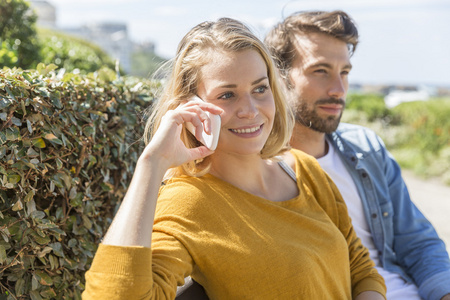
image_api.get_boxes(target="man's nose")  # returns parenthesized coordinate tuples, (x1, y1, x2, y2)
(328, 75, 346, 99)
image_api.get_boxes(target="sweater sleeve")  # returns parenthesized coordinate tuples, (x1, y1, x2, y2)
(83, 244, 154, 300)
(83, 241, 193, 300)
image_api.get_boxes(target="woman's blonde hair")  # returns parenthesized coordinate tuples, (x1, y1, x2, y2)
(144, 18, 293, 178)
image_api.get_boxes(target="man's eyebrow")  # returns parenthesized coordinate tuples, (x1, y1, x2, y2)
(307, 62, 353, 70)
(252, 77, 268, 85)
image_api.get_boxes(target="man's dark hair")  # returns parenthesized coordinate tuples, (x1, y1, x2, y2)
(265, 10, 359, 80)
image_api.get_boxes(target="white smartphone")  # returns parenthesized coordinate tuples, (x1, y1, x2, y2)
(185, 96, 221, 150)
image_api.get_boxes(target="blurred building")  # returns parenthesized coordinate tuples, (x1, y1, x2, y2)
(65, 22, 133, 73)
(29, 0, 56, 28)
(29, 1, 133, 73)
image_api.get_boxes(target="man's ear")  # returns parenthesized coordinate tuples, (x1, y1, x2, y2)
(282, 68, 294, 90)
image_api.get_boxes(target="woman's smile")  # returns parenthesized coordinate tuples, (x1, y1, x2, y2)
(229, 124, 264, 136)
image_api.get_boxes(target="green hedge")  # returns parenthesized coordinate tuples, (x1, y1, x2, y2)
(392, 98, 450, 154)
(343, 93, 450, 184)
(346, 93, 395, 122)
(0, 65, 156, 299)
(390, 98, 450, 181)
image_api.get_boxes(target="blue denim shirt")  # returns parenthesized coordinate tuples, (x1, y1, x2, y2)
(328, 123, 450, 300)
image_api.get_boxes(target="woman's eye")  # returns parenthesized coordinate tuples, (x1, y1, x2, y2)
(219, 92, 234, 100)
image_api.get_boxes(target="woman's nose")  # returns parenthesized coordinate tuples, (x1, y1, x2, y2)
(236, 94, 258, 119)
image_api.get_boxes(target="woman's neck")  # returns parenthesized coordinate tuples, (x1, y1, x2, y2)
(208, 151, 298, 202)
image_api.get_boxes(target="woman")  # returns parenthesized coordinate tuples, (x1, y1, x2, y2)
(82, 18, 386, 299)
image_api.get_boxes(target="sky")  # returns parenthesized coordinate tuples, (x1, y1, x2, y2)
(45, 0, 450, 87)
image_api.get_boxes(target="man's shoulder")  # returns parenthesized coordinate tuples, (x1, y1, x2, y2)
(331, 123, 386, 152)
(335, 122, 377, 136)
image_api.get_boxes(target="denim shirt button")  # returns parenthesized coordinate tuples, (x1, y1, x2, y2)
(371, 213, 377, 218)
(383, 211, 389, 217)
(362, 173, 368, 178)
(351, 157, 356, 162)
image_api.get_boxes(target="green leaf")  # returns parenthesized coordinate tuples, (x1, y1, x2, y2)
(30, 290, 43, 300)
(68, 238, 78, 248)
(31, 210, 46, 220)
(31, 230, 51, 245)
(35, 270, 53, 286)
(32, 138, 46, 148)
(40, 287, 57, 298)
(7, 174, 21, 184)
(27, 119, 33, 133)
(5, 86, 17, 101)
(82, 215, 92, 230)
(56, 157, 63, 169)
(51, 94, 62, 109)
(11, 116, 22, 126)
(0, 244, 6, 263)
(24, 190, 35, 203)
(49, 254, 58, 270)
(27, 147, 40, 157)
(12, 200, 23, 211)
(44, 133, 63, 145)
(6, 127, 20, 141)
(15, 278, 25, 296)
(0, 131, 6, 145)
(37, 246, 53, 258)
(69, 193, 83, 208)
(1, 228, 10, 242)
(32, 273, 40, 290)
(49, 242, 65, 258)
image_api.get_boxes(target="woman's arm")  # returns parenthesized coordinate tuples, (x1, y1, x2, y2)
(102, 102, 222, 247)
(83, 102, 222, 299)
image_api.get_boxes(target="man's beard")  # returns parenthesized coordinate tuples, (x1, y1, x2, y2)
(292, 98, 345, 134)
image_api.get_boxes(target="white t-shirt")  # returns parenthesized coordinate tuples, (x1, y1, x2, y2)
(317, 140, 420, 299)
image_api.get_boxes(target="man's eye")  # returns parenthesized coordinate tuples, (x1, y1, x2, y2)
(315, 69, 327, 74)
(254, 85, 269, 94)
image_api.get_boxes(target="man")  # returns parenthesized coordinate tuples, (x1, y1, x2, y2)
(265, 10, 450, 300)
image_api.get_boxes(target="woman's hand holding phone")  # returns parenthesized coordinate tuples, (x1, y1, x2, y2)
(185, 96, 221, 150)
(141, 97, 222, 171)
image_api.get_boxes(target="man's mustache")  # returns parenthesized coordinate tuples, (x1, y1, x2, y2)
(315, 98, 346, 106)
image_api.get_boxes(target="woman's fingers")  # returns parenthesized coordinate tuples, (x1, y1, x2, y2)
(177, 101, 223, 135)
(188, 145, 214, 161)
(144, 100, 222, 168)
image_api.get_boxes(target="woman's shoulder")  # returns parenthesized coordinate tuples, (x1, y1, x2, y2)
(160, 175, 212, 199)
(158, 175, 228, 210)
(287, 148, 323, 172)
(286, 148, 335, 187)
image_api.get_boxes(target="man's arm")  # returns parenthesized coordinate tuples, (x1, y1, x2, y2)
(379, 135, 450, 299)
(355, 291, 385, 300)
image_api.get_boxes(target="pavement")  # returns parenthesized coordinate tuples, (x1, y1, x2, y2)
(402, 170, 450, 249)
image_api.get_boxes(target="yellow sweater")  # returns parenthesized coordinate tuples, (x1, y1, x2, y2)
(83, 149, 386, 299)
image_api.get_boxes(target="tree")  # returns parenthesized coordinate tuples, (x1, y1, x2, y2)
(38, 28, 117, 74)
(130, 50, 167, 78)
(0, 0, 41, 69)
